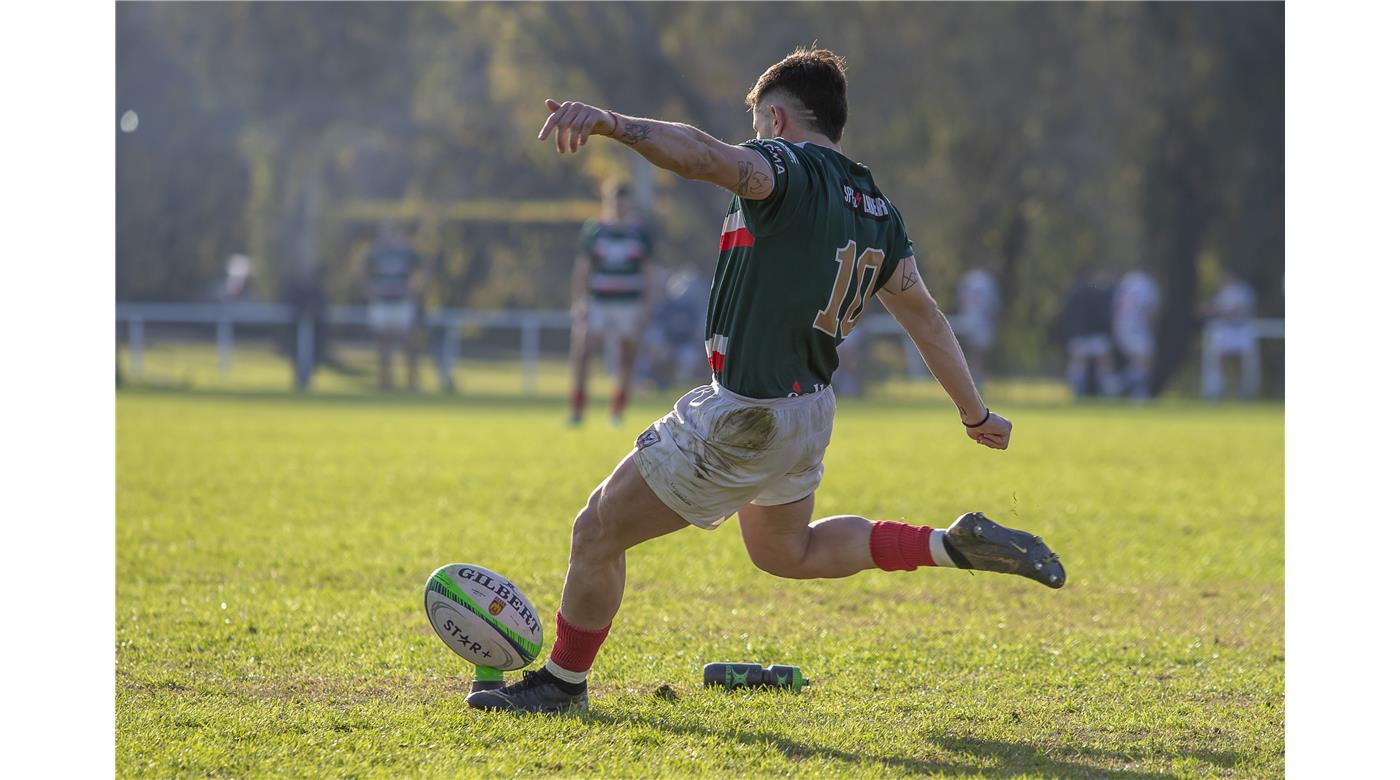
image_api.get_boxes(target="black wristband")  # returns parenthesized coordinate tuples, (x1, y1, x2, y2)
(962, 408, 991, 428)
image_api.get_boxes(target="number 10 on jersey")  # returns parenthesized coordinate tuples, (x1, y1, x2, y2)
(813, 240, 885, 339)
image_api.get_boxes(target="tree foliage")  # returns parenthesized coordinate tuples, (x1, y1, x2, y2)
(117, 1, 1282, 389)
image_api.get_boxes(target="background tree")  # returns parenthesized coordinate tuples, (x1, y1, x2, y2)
(116, 1, 1283, 394)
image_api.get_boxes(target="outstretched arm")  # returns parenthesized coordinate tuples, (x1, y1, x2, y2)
(876, 255, 1012, 450)
(537, 99, 775, 200)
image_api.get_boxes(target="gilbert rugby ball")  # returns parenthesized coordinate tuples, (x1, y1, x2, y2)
(424, 563, 543, 671)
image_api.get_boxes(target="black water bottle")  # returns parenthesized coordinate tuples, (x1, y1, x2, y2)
(703, 662, 808, 692)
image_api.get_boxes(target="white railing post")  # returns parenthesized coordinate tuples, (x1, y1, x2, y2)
(295, 312, 314, 390)
(216, 315, 233, 375)
(441, 314, 460, 391)
(129, 316, 144, 379)
(522, 314, 541, 395)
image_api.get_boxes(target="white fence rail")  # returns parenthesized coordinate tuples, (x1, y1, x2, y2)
(116, 302, 572, 393)
(116, 302, 1282, 393)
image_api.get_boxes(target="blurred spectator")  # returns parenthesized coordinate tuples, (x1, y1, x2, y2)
(363, 223, 423, 392)
(1201, 271, 1260, 400)
(569, 180, 655, 426)
(1059, 268, 1120, 399)
(833, 324, 870, 398)
(1113, 265, 1161, 400)
(643, 266, 708, 391)
(956, 266, 1001, 386)
(284, 264, 326, 391)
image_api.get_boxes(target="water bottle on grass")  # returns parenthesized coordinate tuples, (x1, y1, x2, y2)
(703, 662, 808, 692)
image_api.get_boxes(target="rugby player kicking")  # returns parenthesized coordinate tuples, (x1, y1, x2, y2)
(470, 47, 1065, 714)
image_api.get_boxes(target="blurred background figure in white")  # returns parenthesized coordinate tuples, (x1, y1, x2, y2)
(363, 222, 424, 392)
(1059, 267, 1120, 399)
(956, 266, 1000, 386)
(1201, 270, 1259, 400)
(1113, 265, 1161, 400)
(222, 254, 254, 303)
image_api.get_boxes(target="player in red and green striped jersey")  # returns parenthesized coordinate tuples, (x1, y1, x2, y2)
(568, 180, 656, 427)
(469, 47, 1065, 715)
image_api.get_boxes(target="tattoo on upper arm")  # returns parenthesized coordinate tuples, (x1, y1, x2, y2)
(619, 122, 651, 145)
(734, 160, 770, 197)
(900, 262, 919, 292)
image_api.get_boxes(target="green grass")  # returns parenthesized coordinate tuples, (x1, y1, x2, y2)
(117, 384, 1283, 778)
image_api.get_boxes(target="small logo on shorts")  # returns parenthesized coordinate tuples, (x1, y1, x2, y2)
(636, 428, 661, 450)
(488, 598, 505, 616)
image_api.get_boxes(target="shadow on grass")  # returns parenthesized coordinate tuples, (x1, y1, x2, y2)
(574, 709, 1240, 778)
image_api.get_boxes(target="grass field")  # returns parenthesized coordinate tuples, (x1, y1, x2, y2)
(117, 384, 1283, 778)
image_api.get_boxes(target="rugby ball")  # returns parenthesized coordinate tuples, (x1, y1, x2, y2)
(424, 563, 543, 671)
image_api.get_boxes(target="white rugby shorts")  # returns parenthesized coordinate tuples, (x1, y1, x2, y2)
(586, 300, 643, 337)
(1205, 323, 1258, 355)
(1067, 334, 1113, 360)
(1113, 325, 1155, 360)
(633, 380, 836, 529)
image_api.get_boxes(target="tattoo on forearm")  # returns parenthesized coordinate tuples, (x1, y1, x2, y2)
(618, 122, 651, 145)
(900, 265, 918, 291)
(734, 161, 770, 197)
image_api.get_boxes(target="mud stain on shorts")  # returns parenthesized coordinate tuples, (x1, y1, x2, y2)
(717, 407, 778, 451)
(695, 406, 777, 481)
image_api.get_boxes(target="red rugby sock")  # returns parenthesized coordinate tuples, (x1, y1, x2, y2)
(869, 521, 936, 571)
(549, 611, 611, 676)
(570, 387, 586, 416)
(610, 388, 628, 416)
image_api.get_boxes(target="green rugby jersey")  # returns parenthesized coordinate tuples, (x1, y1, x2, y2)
(706, 138, 914, 398)
(579, 220, 652, 301)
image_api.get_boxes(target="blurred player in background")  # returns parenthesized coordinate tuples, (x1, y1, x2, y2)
(469, 47, 1064, 715)
(1059, 267, 1120, 399)
(364, 223, 423, 392)
(957, 266, 1001, 386)
(569, 181, 656, 426)
(1201, 270, 1260, 400)
(1112, 265, 1161, 400)
(642, 265, 709, 391)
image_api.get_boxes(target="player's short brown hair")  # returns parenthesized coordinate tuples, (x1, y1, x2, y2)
(745, 47, 849, 142)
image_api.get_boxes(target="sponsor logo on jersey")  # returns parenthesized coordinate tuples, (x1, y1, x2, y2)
(752, 140, 789, 175)
(841, 181, 891, 221)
